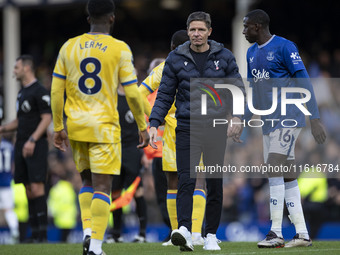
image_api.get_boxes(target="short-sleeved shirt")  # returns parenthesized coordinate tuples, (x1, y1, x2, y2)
(52, 33, 137, 143)
(16, 81, 51, 141)
(246, 35, 307, 134)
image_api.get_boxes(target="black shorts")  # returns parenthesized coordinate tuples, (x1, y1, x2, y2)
(112, 145, 143, 191)
(14, 138, 48, 184)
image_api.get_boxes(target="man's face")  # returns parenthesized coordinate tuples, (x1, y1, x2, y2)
(242, 17, 258, 43)
(13, 60, 25, 82)
(187, 21, 212, 47)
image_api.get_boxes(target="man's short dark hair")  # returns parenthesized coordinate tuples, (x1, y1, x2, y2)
(171, 30, 189, 48)
(245, 9, 270, 28)
(87, 0, 115, 18)
(186, 11, 211, 29)
(16, 55, 35, 72)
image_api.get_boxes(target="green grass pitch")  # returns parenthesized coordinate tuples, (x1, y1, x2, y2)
(2, 241, 340, 255)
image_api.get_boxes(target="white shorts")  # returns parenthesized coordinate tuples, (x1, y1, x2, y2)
(0, 187, 15, 209)
(263, 128, 302, 163)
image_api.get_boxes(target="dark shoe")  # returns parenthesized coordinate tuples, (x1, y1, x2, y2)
(83, 235, 91, 255)
(257, 231, 284, 248)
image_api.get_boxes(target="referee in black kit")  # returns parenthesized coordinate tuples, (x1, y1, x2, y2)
(0, 55, 52, 243)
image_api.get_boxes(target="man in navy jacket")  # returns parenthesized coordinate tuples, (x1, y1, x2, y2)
(149, 11, 245, 251)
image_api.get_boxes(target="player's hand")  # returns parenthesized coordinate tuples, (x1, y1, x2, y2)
(137, 129, 150, 149)
(310, 118, 326, 144)
(22, 140, 36, 158)
(53, 129, 69, 152)
(149, 127, 158, 149)
(227, 117, 244, 143)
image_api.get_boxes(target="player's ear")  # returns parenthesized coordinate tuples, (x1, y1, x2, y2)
(208, 27, 212, 36)
(109, 14, 115, 24)
(87, 16, 91, 24)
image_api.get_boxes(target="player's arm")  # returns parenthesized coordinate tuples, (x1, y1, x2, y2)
(123, 83, 149, 148)
(123, 83, 147, 132)
(293, 69, 319, 119)
(138, 84, 153, 117)
(282, 41, 325, 143)
(149, 58, 177, 148)
(139, 62, 164, 117)
(51, 48, 67, 133)
(22, 113, 52, 158)
(30, 113, 52, 142)
(119, 43, 150, 148)
(51, 75, 69, 151)
(119, 43, 147, 132)
(224, 52, 246, 142)
(51, 76, 65, 132)
(293, 69, 326, 144)
(31, 87, 52, 142)
(23, 88, 52, 157)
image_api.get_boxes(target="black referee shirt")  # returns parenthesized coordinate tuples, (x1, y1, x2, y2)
(16, 81, 51, 141)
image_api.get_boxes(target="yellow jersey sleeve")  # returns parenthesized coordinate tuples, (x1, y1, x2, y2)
(140, 61, 177, 129)
(119, 44, 138, 86)
(51, 43, 69, 132)
(139, 85, 152, 117)
(51, 75, 66, 132)
(139, 62, 165, 117)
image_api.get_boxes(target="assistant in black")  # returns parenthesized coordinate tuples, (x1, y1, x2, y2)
(0, 55, 52, 243)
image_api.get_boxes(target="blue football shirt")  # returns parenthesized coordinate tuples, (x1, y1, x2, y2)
(245, 35, 316, 134)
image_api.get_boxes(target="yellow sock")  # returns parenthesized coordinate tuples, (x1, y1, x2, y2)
(91, 192, 111, 240)
(79, 186, 93, 232)
(192, 189, 206, 234)
(166, 189, 178, 230)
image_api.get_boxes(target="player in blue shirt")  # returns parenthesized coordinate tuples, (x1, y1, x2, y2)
(0, 131, 19, 244)
(242, 9, 326, 248)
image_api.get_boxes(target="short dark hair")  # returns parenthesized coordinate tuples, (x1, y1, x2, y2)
(171, 30, 189, 49)
(87, 0, 115, 18)
(245, 9, 270, 28)
(186, 11, 211, 29)
(16, 55, 35, 72)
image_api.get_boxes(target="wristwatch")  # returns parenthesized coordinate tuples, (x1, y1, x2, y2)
(28, 136, 36, 143)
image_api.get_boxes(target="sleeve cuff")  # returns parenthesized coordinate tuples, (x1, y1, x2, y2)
(150, 119, 161, 128)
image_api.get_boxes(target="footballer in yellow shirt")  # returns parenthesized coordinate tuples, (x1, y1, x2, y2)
(52, 32, 147, 176)
(52, 33, 142, 143)
(140, 61, 177, 172)
(50, 2, 148, 253)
